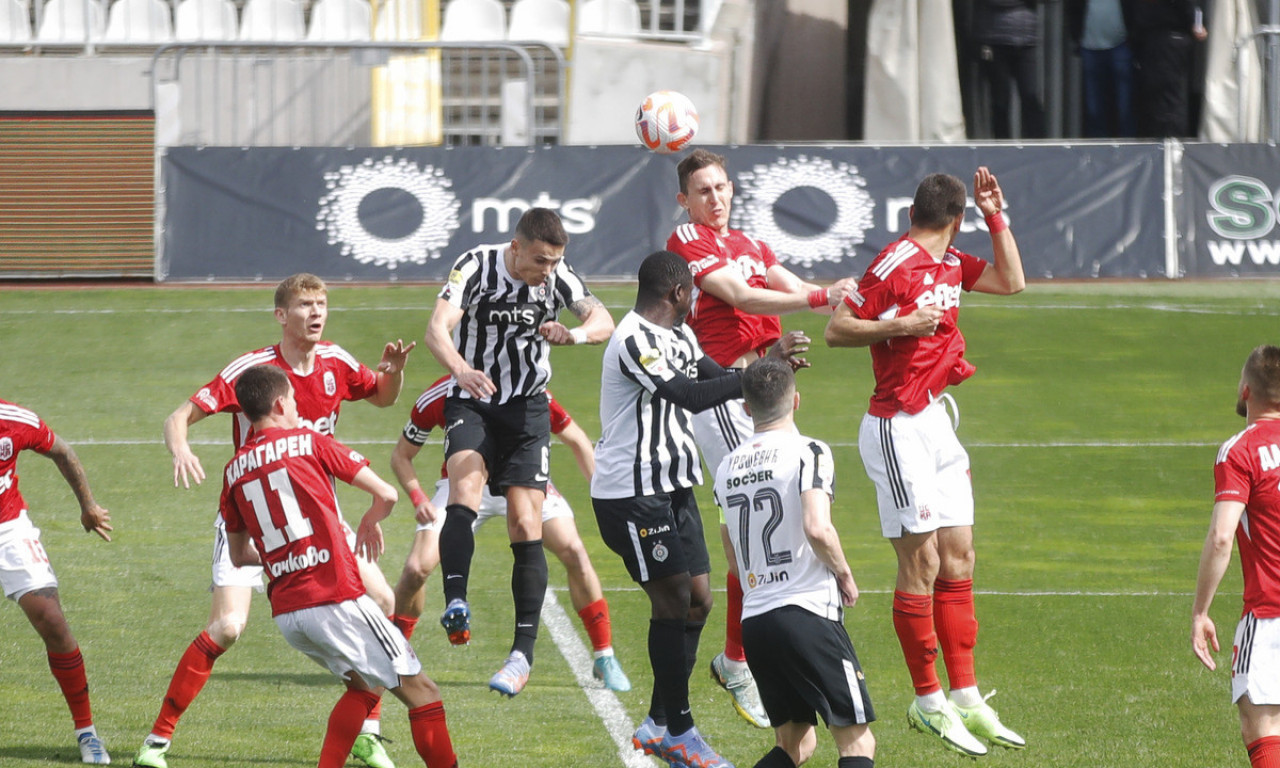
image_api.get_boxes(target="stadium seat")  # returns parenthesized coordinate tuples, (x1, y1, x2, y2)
(507, 0, 568, 47)
(173, 0, 235, 39)
(35, 0, 106, 42)
(102, 0, 172, 42)
(306, 0, 369, 41)
(438, 0, 503, 41)
(371, 0, 418, 39)
(238, 0, 303, 40)
(577, 0, 639, 35)
(0, 0, 32, 41)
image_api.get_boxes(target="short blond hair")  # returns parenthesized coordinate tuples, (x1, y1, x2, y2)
(274, 273, 327, 309)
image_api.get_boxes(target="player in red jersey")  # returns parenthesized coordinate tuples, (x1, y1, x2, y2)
(383, 375, 631, 692)
(666, 148, 856, 729)
(220, 365, 456, 768)
(1193, 345, 1280, 768)
(825, 168, 1026, 757)
(0, 398, 112, 764)
(134, 274, 413, 768)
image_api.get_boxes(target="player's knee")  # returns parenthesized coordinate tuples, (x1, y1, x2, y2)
(796, 728, 819, 764)
(551, 538, 589, 572)
(207, 612, 248, 648)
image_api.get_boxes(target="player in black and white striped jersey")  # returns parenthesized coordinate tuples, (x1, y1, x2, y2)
(590, 250, 808, 768)
(423, 208, 614, 698)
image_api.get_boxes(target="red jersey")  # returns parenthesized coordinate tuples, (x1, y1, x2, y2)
(0, 400, 56, 524)
(847, 237, 988, 417)
(402, 375, 572, 478)
(190, 342, 379, 447)
(220, 427, 369, 616)
(668, 222, 783, 366)
(1214, 419, 1280, 618)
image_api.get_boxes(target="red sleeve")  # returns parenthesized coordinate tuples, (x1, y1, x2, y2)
(846, 267, 900, 321)
(191, 373, 239, 415)
(1215, 442, 1253, 504)
(25, 420, 56, 454)
(313, 433, 370, 484)
(220, 477, 245, 533)
(344, 361, 380, 402)
(547, 393, 571, 434)
(758, 239, 780, 270)
(667, 226, 730, 287)
(958, 250, 989, 291)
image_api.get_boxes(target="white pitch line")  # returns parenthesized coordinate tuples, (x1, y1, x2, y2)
(540, 588, 656, 768)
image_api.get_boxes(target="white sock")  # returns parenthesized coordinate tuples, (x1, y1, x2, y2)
(949, 686, 983, 708)
(75, 726, 98, 738)
(593, 648, 615, 660)
(916, 690, 948, 713)
(360, 719, 380, 736)
(144, 734, 170, 747)
(721, 655, 749, 675)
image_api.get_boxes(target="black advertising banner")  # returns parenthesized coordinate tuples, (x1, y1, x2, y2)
(1180, 144, 1280, 277)
(160, 143, 1166, 282)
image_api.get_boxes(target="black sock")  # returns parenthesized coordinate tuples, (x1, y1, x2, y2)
(510, 539, 547, 662)
(682, 619, 706, 680)
(438, 504, 477, 604)
(838, 757, 873, 768)
(647, 678, 666, 725)
(753, 746, 796, 768)
(649, 618, 692, 736)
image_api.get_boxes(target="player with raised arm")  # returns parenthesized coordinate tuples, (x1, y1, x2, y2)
(384, 374, 630, 691)
(824, 168, 1026, 757)
(134, 274, 413, 768)
(592, 250, 809, 768)
(1193, 345, 1280, 768)
(423, 207, 614, 697)
(714, 358, 876, 768)
(0, 397, 113, 764)
(220, 365, 457, 768)
(667, 148, 857, 729)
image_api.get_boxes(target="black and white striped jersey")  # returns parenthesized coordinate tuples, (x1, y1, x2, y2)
(591, 311, 707, 499)
(438, 243, 592, 404)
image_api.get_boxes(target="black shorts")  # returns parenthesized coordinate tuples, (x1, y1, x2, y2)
(592, 488, 711, 583)
(742, 605, 876, 728)
(444, 394, 550, 495)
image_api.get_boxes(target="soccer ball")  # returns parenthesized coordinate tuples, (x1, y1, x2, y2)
(634, 91, 699, 154)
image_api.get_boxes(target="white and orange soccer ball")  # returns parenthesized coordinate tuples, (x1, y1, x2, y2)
(634, 90, 699, 154)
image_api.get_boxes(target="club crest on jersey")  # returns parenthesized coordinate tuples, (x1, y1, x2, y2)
(196, 387, 217, 411)
(651, 542, 669, 562)
(639, 347, 669, 377)
(0, 437, 11, 461)
(324, 371, 337, 396)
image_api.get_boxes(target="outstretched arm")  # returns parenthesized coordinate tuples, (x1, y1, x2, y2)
(366, 339, 416, 408)
(390, 435, 439, 526)
(701, 268, 847, 316)
(1192, 499, 1244, 670)
(969, 166, 1025, 296)
(41, 435, 112, 542)
(555, 419, 596, 483)
(824, 300, 945, 348)
(349, 465, 398, 562)
(164, 400, 210, 489)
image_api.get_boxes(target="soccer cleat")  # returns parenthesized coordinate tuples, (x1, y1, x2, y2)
(131, 739, 168, 768)
(709, 652, 769, 728)
(351, 732, 397, 768)
(659, 726, 735, 768)
(907, 700, 987, 757)
(488, 651, 531, 698)
(953, 691, 1026, 750)
(632, 716, 667, 757)
(78, 732, 111, 765)
(439, 598, 471, 646)
(593, 654, 632, 692)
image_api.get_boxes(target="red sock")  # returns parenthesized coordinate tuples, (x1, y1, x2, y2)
(319, 689, 380, 768)
(151, 632, 226, 739)
(724, 571, 746, 662)
(892, 591, 941, 696)
(367, 697, 383, 728)
(577, 598, 612, 652)
(392, 614, 419, 640)
(1249, 736, 1280, 768)
(47, 647, 93, 729)
(409, 701, 457, 768)
(934, 578, 978, 690)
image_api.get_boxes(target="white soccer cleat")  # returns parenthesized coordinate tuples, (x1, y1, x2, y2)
(78, 731, 111, 764)
(907, 700, 987, 758)
(953, 691, 1026, 750)
(709, 652, 769, 728)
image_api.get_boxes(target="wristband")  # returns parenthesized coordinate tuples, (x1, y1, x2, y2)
(807, 288, 829, 309)
(985, 210, 1008, 234)
(569, 327, 588, 345)
(409, 488, 428, 507)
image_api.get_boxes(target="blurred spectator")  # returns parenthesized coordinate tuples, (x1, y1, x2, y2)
(1068, 0, 1137, 137)
(973, 0, 1046, 138)
(1130, 0, 1208, 137)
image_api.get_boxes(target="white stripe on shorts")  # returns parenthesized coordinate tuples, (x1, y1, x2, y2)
(627, 520, 649, 582)
(842, 658, 869, 724)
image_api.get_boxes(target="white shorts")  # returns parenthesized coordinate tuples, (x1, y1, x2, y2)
(275, 594, 422, 690)
(0, 511, 58, 600)
(691, 397, 753, 484)
(858, 397, 974, 538)
(213, 514, 358, 590)
(1232, 612, 1280, 705)
(416, 478, 573, 533)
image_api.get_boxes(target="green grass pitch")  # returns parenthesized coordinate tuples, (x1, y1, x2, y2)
(0, 280, 1271, 767)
